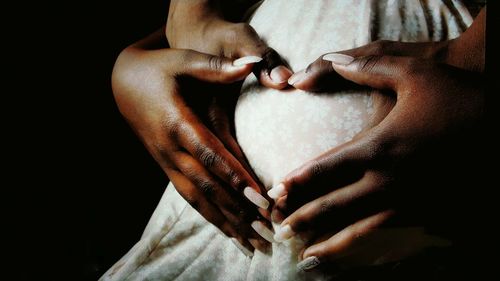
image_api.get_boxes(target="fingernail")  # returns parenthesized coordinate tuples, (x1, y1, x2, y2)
(322, 53, 355, 65)
(244, 187, 270, 209)
(270, 66, 293, 83)
(297, 256, 320, 271)
(288, 70, 306, 86)
(233, 56, 263, 66)
(273, 224, 295, 242)
(251, 221, 276, 243)
(230, 238, 254, 257)
(267, 183, 286, 199)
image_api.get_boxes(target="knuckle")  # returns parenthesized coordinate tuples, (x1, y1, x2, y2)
(195, 146, 219, 168)
(198, 180, 217, 196)
(160, 117, 182, 139)
(319, 198, 336, 215)
(356, 55, 381, 74)
(207, 109, 228, 133)
(308, 161, 325, 178)
(233, 23, 255, 35)
(227, 169, 245, 190)
(208, 55, 224, 72)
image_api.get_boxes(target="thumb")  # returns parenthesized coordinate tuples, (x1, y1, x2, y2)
(173, 49, 262, 84)
(288, 54, 345, 92)
(323, 53, 410, 91)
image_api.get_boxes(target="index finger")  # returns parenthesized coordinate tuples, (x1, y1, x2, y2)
(267, 140, 366, 202)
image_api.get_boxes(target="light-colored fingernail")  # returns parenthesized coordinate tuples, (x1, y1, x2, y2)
(233, 56, 263, 66)
(270, 66, 293, 83)
(297, 256, 321, 271)
(288, 70, 306, 86)
(273, 224, 295, 242)
(230, 238, 254, 257)
(244, 187, 270, 209)
(251, 221, 276, 243)
(322, 53, 355, 65)
(267, 183, 286, 199)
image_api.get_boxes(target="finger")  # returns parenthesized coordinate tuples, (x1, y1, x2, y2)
(173, 152, 254, 219)
(297, 210, 395, 272)
(172, 153, 272, 246)
(323, 54, 411, 91)
(274, 173, 391, 242)
(287, 55, 347, 92)
(169, 49, 261, 84)
(289, 40, 436, 92)
(178, 119, 270, 210)
(215, 131, 273, 220)
(268, 139, 367, 205)
(299, 211, 450, 271)
(206, 98, 272, 220)
(228, 24, 293, 89)
(337, 40, 441, 59)
(166, 169, 255, 253)
(254, 49, 293, 89)
(271, 196, 287, 224)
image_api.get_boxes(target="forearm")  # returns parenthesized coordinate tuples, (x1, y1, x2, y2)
(446, 7, 485, 72)
(168, 0, 259, 20)
(130, 28, 168, 51)
(167, 0, 258, 45)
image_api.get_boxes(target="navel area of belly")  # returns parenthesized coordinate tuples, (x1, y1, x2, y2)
(235, 78, 373, 188)
(234, 0, 375, 187)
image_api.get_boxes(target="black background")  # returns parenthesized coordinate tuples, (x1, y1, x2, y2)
(8, 1, 499, 280)
(10, 1, 171, 280)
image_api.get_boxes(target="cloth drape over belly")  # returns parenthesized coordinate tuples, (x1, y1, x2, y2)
(101, 1, 473, 280)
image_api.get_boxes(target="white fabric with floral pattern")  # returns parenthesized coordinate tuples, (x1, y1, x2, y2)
(101, 1, 473, 280)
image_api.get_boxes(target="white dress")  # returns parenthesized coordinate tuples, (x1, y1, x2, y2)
(101, 1, 473, 280)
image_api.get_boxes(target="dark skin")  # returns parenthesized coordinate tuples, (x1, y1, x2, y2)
(167, 0, 293, 88)
(165, 0, 294, 250)
(112, 29, 277, 252)
(113, 0, 295, 252)
(113, 0, 485, 267)
(271, 8, 486, 270)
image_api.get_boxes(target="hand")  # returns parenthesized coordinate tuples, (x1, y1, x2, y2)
(269, 53, 484, 269)
(285, 6, 485, 93)
(167, 0, 293, 89)
(112, 30, 274, 253)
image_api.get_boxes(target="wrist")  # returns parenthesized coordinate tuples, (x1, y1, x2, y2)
(441, 8, 486, 72)
(444, 36, 484, 73)
(166, 0, 223, 48)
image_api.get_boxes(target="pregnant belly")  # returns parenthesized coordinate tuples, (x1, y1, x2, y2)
(235, 0, 471, 188)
